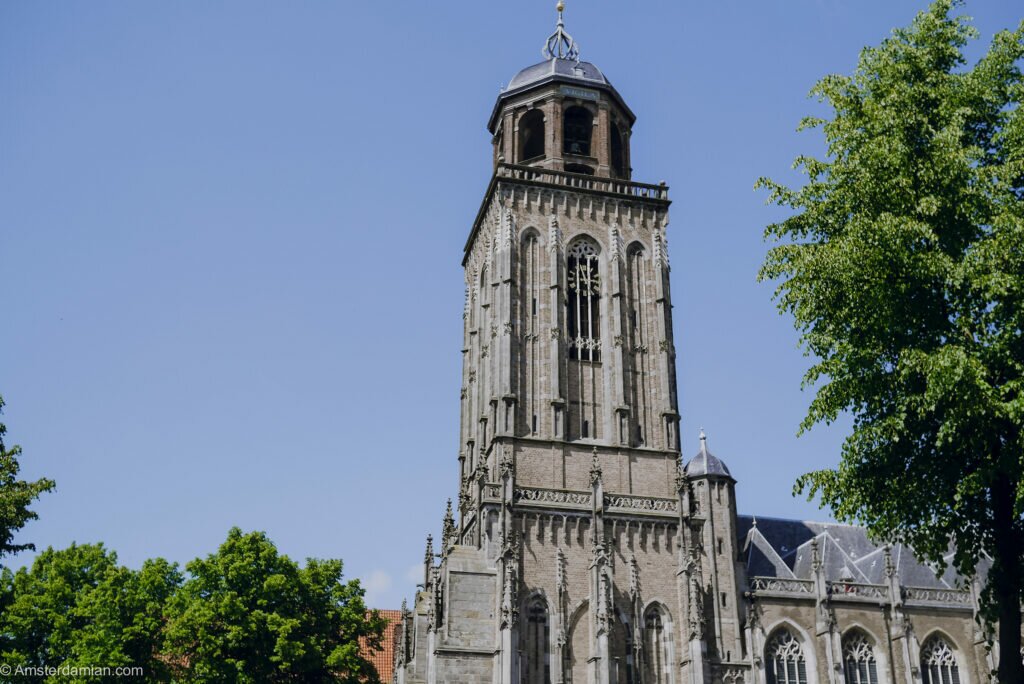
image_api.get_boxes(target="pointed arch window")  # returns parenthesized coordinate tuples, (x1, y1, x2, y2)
(524, 597, 551, 684)
(766, 629, 808, 684)
(643, 606, 671, 684)
(843, 632, 879, 684)
(566, 238, 601, 362)
(921, 636, 962, 684)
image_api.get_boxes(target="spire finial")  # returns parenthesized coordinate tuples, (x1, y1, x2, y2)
(543, 1, 580, 62)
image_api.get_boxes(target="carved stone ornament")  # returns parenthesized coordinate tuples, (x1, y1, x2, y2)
(688, 572, 705, 640)
(675, 460, 688, 493)
(747, 599, 763, 630)
(499, 532, 521, 629)
(557, 546, 567, 593)
(442, 499, 456, 552)
(589, 447, 603, 486)
(424, 534, 434, 567)
(629, 553, 641, 601)
(550, 327, 562, 340)
(596, 572, 613, 633)
(499, 447, 515, 479)
(591, 538, 611, 569)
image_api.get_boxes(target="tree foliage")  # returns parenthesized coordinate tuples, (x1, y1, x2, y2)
(163, 527, 385, 684)
(0, 529, 384, 683)
(0, 544, 180, 682)
(759, 0, 1024, 678)
(0, 396, 55, 559)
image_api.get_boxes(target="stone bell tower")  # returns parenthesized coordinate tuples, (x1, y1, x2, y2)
(394, 6, 743, 684)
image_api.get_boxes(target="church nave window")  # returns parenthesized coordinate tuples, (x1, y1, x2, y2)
(523, 597, 551, 684)
(843, 632, 879, 684)
(920, 636, 962, 684)
(765, 629, 808, 684)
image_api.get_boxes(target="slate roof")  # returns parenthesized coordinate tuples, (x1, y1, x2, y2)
(684, 433, 732, 478)
(507, 58, 610, 92)
(737, 515, 988, 589)
(360, 609, 402, 683)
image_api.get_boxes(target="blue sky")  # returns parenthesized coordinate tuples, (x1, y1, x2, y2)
(2, 1, 1020, 610)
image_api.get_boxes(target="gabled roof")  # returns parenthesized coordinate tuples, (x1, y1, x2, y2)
(360, 609, 402, 683)
(736, 515, 988, 589)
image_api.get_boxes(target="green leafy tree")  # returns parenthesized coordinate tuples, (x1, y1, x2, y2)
(759, 1, 1024, 679)
(0, 396, 55, 560)
(0, 544, 180, 683)
(163, 527, 385, 683)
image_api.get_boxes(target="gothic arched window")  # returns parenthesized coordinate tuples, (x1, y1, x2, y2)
(524, 597, 551, 684)
(643, 606, 671, 684)
(843, 632, 879, 684)
(921, 636, 962, 684)
(563, 106, 593, 157)
(520, 231, 541, 435)
(765, 629, 808, 684)
(566, 238, 601, 362)
(520, 110, 546, 162)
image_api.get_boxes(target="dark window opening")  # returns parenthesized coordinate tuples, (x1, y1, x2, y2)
(582, 420, 589, 438)
(563, 106, 593, 156)
(532, 414, 538, 434)
(519, 110, 546, 162)
(524, 599, 552, 684)
(611, 125, 625, 176)
(532, 297, 537, 316)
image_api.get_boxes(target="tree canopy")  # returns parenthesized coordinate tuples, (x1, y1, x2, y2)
(759, 0, 1024, 678)
(0, 543, 180, 683)
(0, 396, 55, 560)
(0, 530, 384, 683)
(162, 527, 385, 684)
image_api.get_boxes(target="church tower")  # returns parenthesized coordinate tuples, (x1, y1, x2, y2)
(395, 6, 744, 684)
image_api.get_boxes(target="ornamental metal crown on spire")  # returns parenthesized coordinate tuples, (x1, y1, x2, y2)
(542, 1, 580, 63)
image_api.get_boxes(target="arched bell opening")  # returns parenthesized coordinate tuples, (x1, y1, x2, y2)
(563, 105, 593, 157)
(519, 109, 546, 163)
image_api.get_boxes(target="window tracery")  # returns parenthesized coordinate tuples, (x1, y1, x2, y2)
(566, 238, 601, 362)
(921, 636, 961, 684)
(765, 629, 808, 684)
(842, 632, 879, 684)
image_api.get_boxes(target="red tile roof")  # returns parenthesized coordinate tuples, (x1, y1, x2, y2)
(361, 609, 402, 683)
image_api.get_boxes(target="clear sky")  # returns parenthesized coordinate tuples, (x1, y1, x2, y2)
(2, 1, 1020, 610)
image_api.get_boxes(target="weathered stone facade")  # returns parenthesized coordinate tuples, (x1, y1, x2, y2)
(394, 8, 994, 684)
